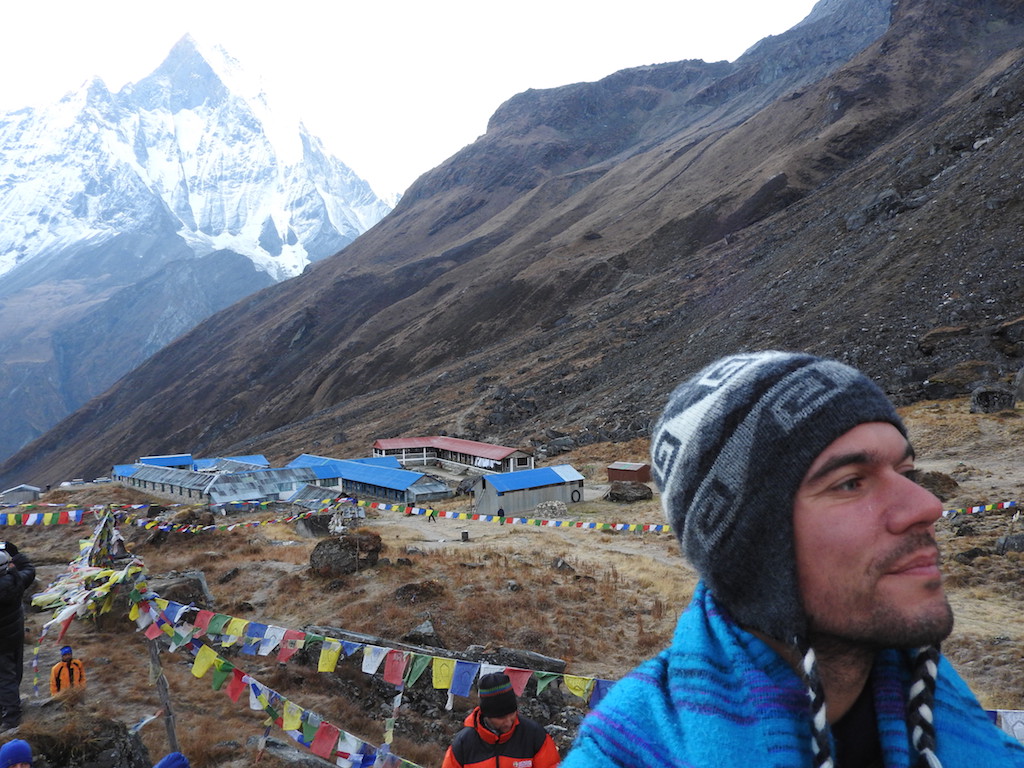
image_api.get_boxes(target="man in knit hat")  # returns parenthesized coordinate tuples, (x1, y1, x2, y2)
(0, 738, 32, 768)
(442, 671, 560, 768)
(563, 351, 1024, 767)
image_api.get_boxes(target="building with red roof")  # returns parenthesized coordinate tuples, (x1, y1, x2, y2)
(371, 436, 534, 474)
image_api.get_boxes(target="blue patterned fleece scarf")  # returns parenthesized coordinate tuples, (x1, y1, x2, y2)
(562, 583, 1024, 767)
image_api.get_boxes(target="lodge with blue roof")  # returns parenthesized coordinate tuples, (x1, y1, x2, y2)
(111, 451, 452, 507)
(470, 465, 585, 516)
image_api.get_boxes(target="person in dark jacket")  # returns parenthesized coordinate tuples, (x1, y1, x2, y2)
(0, 541, 36, 730)
(442, 672, 559, 768)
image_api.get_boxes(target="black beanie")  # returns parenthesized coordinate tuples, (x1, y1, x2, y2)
(650, 351, 905, 642)
(478, 672, 517, 718)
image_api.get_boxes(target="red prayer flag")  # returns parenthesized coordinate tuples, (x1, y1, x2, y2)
(193, 610, 214, 637)
(505, 667, 532, 697)
(382, 649, 408, 686)
(226, 669, 247, 702)
(277, 629, 305, 663)
(310, 721, 341, 758)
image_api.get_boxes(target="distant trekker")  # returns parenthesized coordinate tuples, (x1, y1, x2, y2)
(49, 645, 86, 697)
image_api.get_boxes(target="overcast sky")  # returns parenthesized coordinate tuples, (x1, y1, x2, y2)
(2, 0, 820, 198)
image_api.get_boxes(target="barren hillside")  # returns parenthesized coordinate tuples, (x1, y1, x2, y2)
(6, 398, 1024, 766)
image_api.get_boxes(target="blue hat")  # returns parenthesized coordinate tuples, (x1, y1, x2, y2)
(0, 739, 33, 768)
(60, 646, 72, 655)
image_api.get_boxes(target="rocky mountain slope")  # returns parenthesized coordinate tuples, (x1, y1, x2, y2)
(5, 0, 1024, 488)
(0, 36, 391, 463)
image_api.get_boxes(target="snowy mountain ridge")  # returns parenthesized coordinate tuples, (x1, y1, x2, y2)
(0, 34, 393, 465)
(0, 34, 391, 283)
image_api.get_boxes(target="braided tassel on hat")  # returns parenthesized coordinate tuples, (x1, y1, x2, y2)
(908, 646, 943, 768)
(797, 639, 835, 768)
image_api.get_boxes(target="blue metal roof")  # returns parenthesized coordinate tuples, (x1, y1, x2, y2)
(113, 464, 139, 477)
(482, 465, 584, 493)
(334, 460, 429, 492)
(139, 454, 193, 468)
(347, 456, 403, 468)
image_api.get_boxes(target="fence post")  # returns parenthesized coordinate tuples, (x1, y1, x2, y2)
(148, 639, 179, 753)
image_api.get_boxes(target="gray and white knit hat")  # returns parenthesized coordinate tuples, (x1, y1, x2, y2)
(653, 351, 944, 768)
(650, 350, 905, 642)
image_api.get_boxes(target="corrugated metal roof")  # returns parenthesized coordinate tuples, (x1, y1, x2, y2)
(308, 464, 345, 480)
(130, 465, 214, 491)
(208, 467, 317, 503)
(348, 456, 403, 468)
(113, 464, 138, 477)
(286, 454, 334, 468)
(373, 436, 521, 461)
(480, 465, 584, 493)
(334, 460, 430, 491)
(286, 484, 342, 507)
(194, 455, 269, 471)
(203, 458, 268, 473)
(139, 454, 193, 467)
(607, 462, 650, 470)
(2, 484, 41, 494)
(287, 453, 402, 469)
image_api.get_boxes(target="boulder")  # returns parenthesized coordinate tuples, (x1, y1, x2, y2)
(308, 531, 383, 577)
(536, 500, 569, 517)
(607, 481, 654, 503)
(970, 385, 1015, 413)
(921, 360, 1002, 399)
(294, 514, 332, 538)
(403, 620, 447, 648)
(996, 534, 1024, 555)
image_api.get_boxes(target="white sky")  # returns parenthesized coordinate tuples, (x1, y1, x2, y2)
(1, 0, 820, 198)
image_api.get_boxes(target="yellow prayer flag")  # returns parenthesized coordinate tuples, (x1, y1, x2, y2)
(563, 674, 595, 700)
(192, 644, 218, 678)
(128, 603, 140, 621)
(318, 638, 342, 672)
(432, 656, 456, 689)
(283, 700, 303, 730)
(222, 617, 249, 646)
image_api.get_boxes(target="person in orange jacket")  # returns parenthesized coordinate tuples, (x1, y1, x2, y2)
(442, 672, 559, 768)
(49, 646, 86, 697)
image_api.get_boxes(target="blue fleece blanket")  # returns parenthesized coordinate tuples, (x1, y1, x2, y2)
(563, 583, 1024, 767)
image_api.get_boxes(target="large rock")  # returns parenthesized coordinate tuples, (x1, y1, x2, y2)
(921, 360, 1003, 399)
(971, 385, 1015, 413)
(309, 531, 383, 577)
(996, 534, 1024, 555)
(607, 481, 654, 503)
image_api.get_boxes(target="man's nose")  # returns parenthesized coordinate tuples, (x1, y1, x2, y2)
(886, 471, 944, 533)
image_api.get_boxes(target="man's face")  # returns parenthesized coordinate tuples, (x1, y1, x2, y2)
(793, 422, 953, 648)
(483, 711, 517, 734)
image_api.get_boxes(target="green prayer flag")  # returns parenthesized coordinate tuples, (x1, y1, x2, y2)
(533, 671, 560, 694)
(403, 653, 432, 687)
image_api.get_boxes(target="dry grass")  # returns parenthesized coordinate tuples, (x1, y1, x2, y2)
(11, 411, 1024, 764)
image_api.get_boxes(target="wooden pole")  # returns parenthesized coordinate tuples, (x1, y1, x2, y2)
(148, 639, 179, 753)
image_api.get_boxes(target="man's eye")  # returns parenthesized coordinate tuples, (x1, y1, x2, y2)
(834, 477, 861, 492)
(903, 468, 922, 484)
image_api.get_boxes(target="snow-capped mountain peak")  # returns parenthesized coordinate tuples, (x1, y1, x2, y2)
(0, 34, 392, 283)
